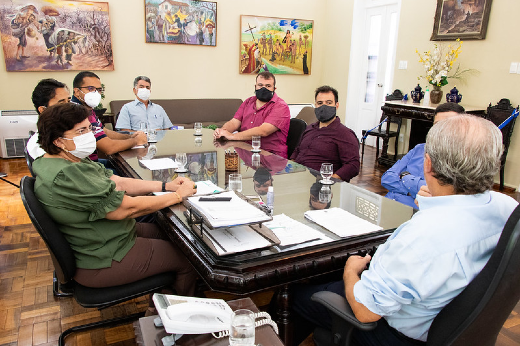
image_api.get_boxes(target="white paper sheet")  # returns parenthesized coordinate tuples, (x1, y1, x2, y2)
(264, 214, 325, 246)
(139, 158, 180, 170)
(193, 180, 225, 196)
(304, 207, 383, 238)
(204, 225, 272, 255)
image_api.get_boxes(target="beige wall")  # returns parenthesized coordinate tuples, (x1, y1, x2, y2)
(393, 0, 520, 189)
(1, 0, 518, 188)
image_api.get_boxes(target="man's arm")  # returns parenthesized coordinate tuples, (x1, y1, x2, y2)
(217, 122, 279, 141)
(381, 148, 418, 195)
(96, 132, 147, 155)
(343, 255, 382, 323)
(334, 133, 360, 181)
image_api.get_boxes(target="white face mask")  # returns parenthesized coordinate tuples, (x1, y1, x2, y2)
(137, 88, 151, 101)
(62, 132, 96, 159)
(82, 91, 102, 109)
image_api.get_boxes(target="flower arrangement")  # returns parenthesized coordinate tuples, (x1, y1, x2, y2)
(416, 39, 470, 89)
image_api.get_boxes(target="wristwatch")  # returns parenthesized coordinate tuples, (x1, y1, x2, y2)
(399, 171, 411, 179)
(162, 181, 167, 192)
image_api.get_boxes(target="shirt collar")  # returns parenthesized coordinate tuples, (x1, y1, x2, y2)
(417, 191, 492, 210)
(311, 116, 340, 129)
(134, 98, 153, 106)
(254, 92, 279, 107)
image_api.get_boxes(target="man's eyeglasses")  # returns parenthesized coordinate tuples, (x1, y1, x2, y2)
(78, 86, 105, 93)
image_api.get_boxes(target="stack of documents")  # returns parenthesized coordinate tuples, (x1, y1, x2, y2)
(204, 225, 273, 255)
(187, 191, 272, 228)
(264, 214, 331, 246)
(304, 207, 383, 238)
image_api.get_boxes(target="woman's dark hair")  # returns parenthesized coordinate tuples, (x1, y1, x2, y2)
(37, 103, 91, 155)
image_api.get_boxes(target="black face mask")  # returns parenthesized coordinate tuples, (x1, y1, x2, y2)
(315, 105, 337, 123)
(255, 87, 274, 102)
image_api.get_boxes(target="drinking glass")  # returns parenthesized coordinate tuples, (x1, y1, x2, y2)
(229, 309, 255, 346)
(319, 185, 332, 203)
(251, 136, 261, 152)
(175, 153, 187, 172)
(320, 163, 334, 184)
(194, 122, 203, 136)
(139, 122, 148, 134)
(251, 153, 261, 169)
(147, 128, 157, 143)
(194, 136, 203, 146)
(229, 173, 242, 193)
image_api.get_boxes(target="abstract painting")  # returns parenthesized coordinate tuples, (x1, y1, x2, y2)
(431, 0, 493, 40)
(240, 15, 313, 75)
(0, 0, 114, 71)
(145, 0, 216, 46)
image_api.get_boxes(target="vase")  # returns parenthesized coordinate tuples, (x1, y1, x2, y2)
(430, 86, 443, 104)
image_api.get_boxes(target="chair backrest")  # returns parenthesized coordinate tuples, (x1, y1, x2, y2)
(20, 176, 77, 285)
(287, 118, 307, 158)
(486, 99, 518, 155)
(377, 114, 402, 134)
(295, 106, 316, 126)
(427, 204, 520, 346)
(24, 147, 36, 177)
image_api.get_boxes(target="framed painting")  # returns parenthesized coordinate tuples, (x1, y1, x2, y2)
(431, 0, 493, 41)
(240, 15, 313, 75)
(0, 0, 113, 71)
(145, 0, 217, 46)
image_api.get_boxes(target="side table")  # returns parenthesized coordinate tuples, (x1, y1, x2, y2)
(135, 297, 284, 346)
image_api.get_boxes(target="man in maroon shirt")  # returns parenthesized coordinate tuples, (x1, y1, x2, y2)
(291, 85, 360, 181)
(213, 72, 290, 158)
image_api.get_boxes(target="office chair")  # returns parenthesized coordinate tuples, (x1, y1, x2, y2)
(286, 118, 307, 158)
(24, 147, 36, 177)
(360, 114, 402, 163)
(20, 176, 177, 346)
(295, 106, 316, 126)
(311, 203, 520, 346)
(486, 99, 518, 190)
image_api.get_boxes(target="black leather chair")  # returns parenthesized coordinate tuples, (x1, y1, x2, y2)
(24, 147, 36, 177)
(311, 203, 520, 346)
(295, 106, 316, 126)
(20, 176, 177, 346)
(287, 118, 307, 158)
(360, 114, 402, 163)
(486, 99, 518, 190)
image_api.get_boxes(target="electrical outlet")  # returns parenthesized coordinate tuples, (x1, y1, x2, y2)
(398, 61, 408, 70)
(510, 62, 518, 74)
(399, 133, 404, 142)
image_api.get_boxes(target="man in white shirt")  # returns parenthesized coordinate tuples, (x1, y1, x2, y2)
(115, 76, 173, 131)
(27, 78, 72, 159)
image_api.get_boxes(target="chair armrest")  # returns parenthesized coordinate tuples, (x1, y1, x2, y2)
(311, 291, 377, 331)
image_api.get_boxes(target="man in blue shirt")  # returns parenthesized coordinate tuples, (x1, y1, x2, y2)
(292, 115, 518, 345)
(115, 76, 173, 131)
(381, 103, 465, 208)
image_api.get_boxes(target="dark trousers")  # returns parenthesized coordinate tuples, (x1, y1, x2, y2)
(291, 280, 426, 346)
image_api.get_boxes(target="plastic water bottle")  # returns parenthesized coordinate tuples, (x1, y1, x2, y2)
(423, 86, 430, 106)
(266, 186, 274, 215)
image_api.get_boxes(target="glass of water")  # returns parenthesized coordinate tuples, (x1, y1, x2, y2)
(194, 122, 202, 136)
(251, 136, 261, 152)
(139, 122, 148, 134)
(320, 163, 334, 184)
(229, 309, 255, 346)
(319, 185, 332, 203)
(229, 173, 242, 193)
(147, 128, 157, 143)
(175, 153, 187, 172)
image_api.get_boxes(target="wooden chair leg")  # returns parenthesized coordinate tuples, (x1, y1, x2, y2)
(500, 165, 505, 190)
(361, 138, 366, 163)
(375, 137, 380, 159)
(394, 135, 399, 160)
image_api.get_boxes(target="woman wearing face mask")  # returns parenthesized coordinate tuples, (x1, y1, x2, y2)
(33, 102, 199, 301)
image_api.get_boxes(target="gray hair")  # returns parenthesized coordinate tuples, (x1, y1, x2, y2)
(133, 76, 151, 88)
(425, 114, 503, 194)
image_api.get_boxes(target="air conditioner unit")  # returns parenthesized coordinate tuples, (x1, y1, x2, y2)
(0, 110, 38, 158)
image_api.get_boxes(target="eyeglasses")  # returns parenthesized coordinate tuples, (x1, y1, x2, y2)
(78, 86, 105, 93)
(63, 125, 97, 139)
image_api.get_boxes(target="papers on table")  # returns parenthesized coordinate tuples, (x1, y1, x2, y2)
(304, 207, 383, 238)
(139, 158, 180, 170)
(204, 225, 273, 255)
(131, 145, 146, 149)
(264, 214, 329, 246)
(193, 180, 224, 196)
(187, 191, 272, 228)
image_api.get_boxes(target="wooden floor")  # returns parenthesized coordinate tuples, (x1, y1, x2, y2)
(1, 146, 519, 346)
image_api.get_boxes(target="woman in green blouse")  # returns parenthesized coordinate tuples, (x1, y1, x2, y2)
(33, 102, 198, 297)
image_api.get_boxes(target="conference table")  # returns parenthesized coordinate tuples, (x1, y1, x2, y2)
(109, 128, 414, 345)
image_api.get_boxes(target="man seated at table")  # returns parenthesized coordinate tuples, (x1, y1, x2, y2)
(381, 102, 465, 208)
(27, 78, 72, 159)
(213, 71, 290, 158)
(115, 76, 173, 132)
(290, 85, 360, 182)
(291, 115, 518, 345)
(71, 71, 148, 163)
